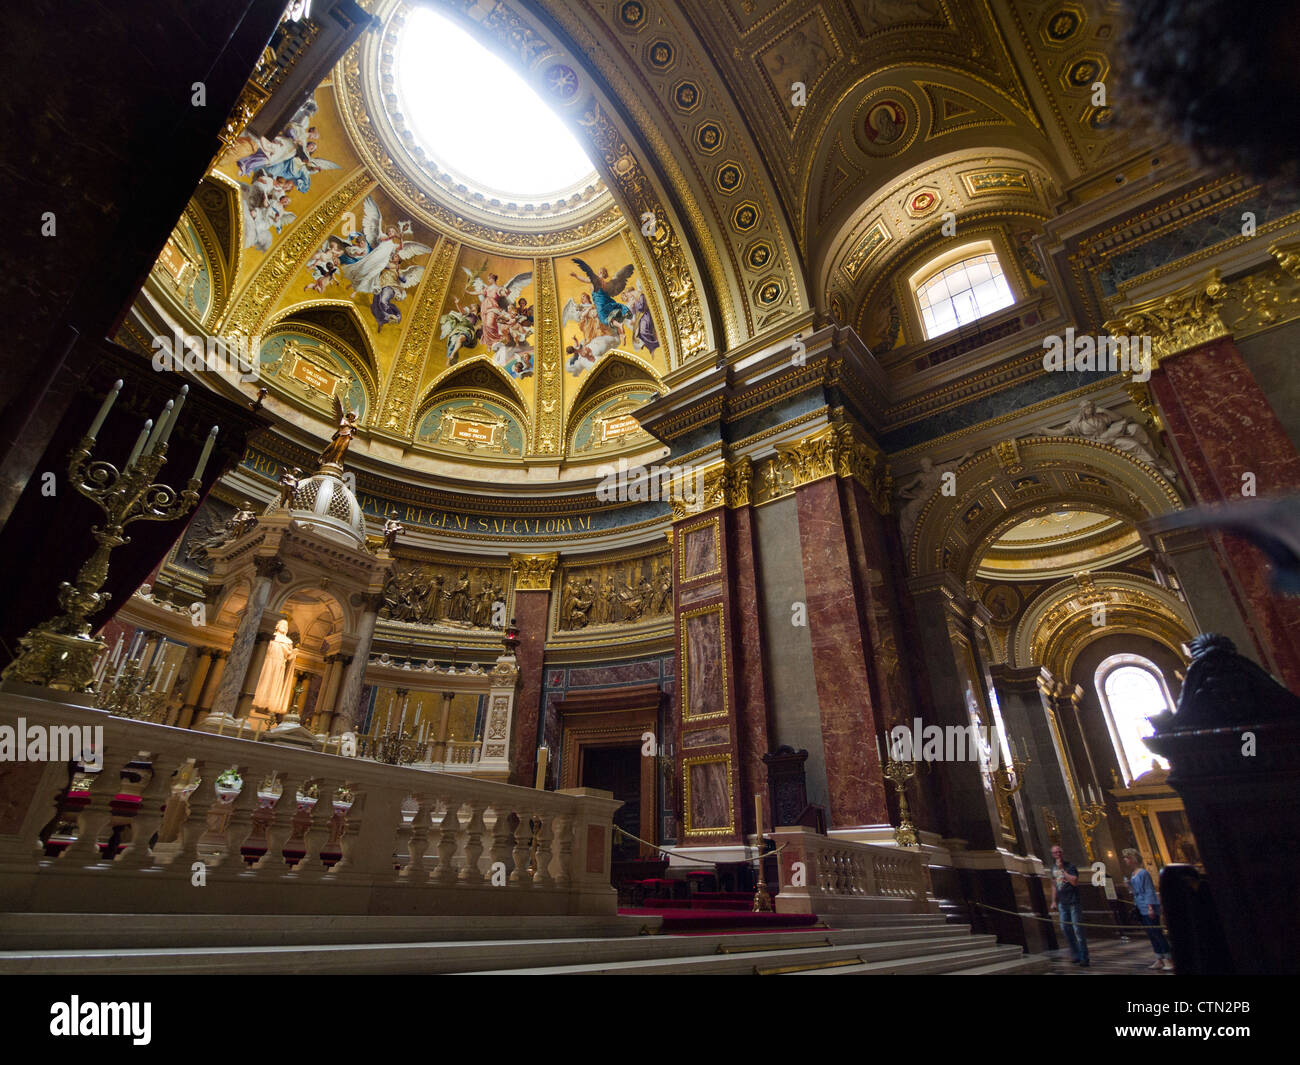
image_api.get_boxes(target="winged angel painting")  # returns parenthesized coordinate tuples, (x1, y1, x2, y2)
(439, 264, 535, 379)
(304, 197, 433, 331)
(563, 258, 658, 376)
(229, 98, 341, 252)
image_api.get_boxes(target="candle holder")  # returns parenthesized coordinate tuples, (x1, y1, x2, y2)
(883, 756, 920, 847)
(992, 753, 1031, 829)
(3, 412, 209, 692)
(93, 655, 169, 722)
(1076, 798, 1106, 862)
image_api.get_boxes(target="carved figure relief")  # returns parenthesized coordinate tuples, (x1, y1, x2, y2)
(555, 549, 672, 632)
(380, 560, 508, 631)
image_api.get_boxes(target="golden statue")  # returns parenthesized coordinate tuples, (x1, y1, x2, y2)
(319, 395, 359, 468)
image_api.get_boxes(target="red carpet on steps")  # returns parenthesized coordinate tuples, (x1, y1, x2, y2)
(618, 907, 822, 933)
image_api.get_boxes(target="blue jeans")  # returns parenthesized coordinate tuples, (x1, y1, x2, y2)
(1058, 900, 1089, 962)
(1137, 907, 1171, 958)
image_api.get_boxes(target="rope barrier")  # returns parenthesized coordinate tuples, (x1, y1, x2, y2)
(972, 900, 1167, 933)
(611, 826, 786, 867)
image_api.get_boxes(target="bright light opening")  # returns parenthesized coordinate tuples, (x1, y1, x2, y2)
(915, 252, 1015, 339)
(1096, 659, 1173, 782)
(394, 7, 596, 200)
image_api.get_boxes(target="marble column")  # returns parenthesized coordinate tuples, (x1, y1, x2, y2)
(1145, 336, 1300, 687)
(177, 647, 215, 729)
(431, 691, 455, 762)
(507, 553, 557, 789)
(204, 557, 282, 726)
(792, 475, 890, 828)
(989, 664, 1086, 859)
(334, 594, 382, 733)
(316, 653, 348, 735)
(907, 575, 1003, 850)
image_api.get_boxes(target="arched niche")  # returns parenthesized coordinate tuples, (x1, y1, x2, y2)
(256, 324, 375, 423)
(1010, 572, 1193, 677)
(269, 585, 350, 653)
(565, 351, 664, 458)
(909, 436, 1183, 580)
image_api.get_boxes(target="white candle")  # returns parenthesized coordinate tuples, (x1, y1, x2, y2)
(126, 420, 152, 467)
(163, 664, 176, 692)
(1009, 737, 1018, 762)
(160, 385, 188, 447)
(88, 380, 123, 439)
(193, 425, 218, 479)
(110, 635, 123, 666)
(875, 732, 883, 764)
(143, 401, 173, 456)
(129, 630, 143, 659)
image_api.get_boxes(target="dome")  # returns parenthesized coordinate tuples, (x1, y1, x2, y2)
(287, 463, 366, 547)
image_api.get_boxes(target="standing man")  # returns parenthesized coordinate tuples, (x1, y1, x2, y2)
(1049, 844, 1090, 966)
(1123, 848, 1175, 971)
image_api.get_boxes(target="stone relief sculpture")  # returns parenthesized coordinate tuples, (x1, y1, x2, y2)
(380, 562, 506, 631)
(556, 551, 672, 631)
(1041, 399, 1176, 479)
(895, 452, 972, 546)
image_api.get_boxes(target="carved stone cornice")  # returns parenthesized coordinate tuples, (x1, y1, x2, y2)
(1104, 272, 1230, 365)
(510, 552, 559, 592)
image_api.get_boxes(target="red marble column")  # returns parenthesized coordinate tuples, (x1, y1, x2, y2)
(1149, 337, 1300, 688)
(508, 589, 550, 788)
(726, 501, 772, 837)
(792, 476, 890, 828)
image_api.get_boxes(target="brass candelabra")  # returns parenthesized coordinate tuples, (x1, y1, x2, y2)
(2, 380, 217, 692)
(1076, 798, 1106, 862)
(94, 655, 169, 722)
(883, 756, 920, 847)
(992, 752, 1031, 829)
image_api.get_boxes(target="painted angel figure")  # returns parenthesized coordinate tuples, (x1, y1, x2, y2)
(439, 302, 482, 364)
(340, 197, 431, 322)
(624, 284, 659, 354)
(569, 258, 634, 332)
(319, 395, 359, 468)
(465, 269, 534, 355)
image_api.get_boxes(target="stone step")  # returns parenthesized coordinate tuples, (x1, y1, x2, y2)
(789, 943, 1029, 975)
(463, 932, 999, 976)
(0, 923, 980, 975)
(947, 953, 1051, 975)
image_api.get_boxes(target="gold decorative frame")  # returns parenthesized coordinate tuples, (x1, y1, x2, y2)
(679, 603, 728, 723)
(678, 515, 722, 583)
(681, 752, 735, 838)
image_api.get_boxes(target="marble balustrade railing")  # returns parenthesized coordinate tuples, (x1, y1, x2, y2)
(0, 691, 621, 916)
(767, 826, 937, 915)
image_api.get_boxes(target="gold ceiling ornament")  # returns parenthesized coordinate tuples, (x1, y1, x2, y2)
(1272, 240, 1300, 282)
(533, 259, 563, 455)
(510, 552, 560, 592)
(579, 101, 708, 363)
(1103, 271, 1230, 365)
(994, 438, 1024, 476)
(378, 237, 454, 437)
(219, 169, 375, 340)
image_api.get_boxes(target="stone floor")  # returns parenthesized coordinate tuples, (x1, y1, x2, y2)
(1042, 935, 1175, 975)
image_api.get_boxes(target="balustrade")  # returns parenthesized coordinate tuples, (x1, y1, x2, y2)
(0, 691, 621, 917)
(767, 826, 936, 916)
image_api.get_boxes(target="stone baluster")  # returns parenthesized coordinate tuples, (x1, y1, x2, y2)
(401, 794, 432, 883)
(532, 812, 555, 888)
(393, 795, 415, 873)
(318, 784, 354, 874)
(510, 810, 534, 886)
(1, 759, 79, 866)
(485, 805, 513, 885)
(251, 775, 292, 878)
(175, 766, 221, 871)
(60, 756, 122, 865)
(295, 781, 335, 882)
(435, 800, 462, 885)
(281, 780, 317, 869)
(116, 758, 177, 870)
(459, 801, 487, 884)
(212, 771, 261, 876)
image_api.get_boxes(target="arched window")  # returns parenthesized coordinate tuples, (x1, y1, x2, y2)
(911, 244, 1015, 340)
(1095, 654, 1175, 784)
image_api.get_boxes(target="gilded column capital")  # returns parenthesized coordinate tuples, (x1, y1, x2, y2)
(510, 552, 559, 592)
(666, 457, 752, 519)
(774, 423, 891, 513)
(1271, 239, 1300, 282)
(1104, 271, 1230, 365)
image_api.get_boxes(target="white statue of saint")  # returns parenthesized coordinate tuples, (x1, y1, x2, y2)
(896, 452, 973, 546)
(252, 618, 297, 717)
(1041, 399, 1176, 480)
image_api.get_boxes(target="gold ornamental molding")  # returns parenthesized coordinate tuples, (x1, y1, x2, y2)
(219, 168, 375, 340)
(666, 457, 751, 519)
(772, 423, 891, 514)
(1106, 250, 1300, 366)
(510, 552, 560, 592)
(1103, 271, 1230, 365)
